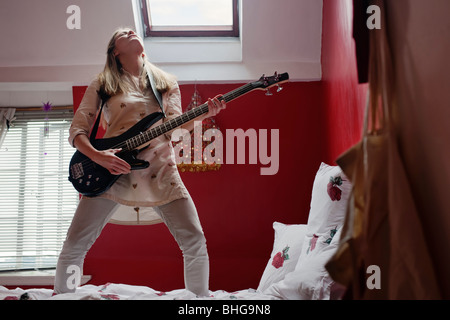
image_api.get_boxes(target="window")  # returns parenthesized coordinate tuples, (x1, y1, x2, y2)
(141, 0, 239, 37)
(0, 108, 78, 271)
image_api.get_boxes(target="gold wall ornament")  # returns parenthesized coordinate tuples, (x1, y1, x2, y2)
(172, 87, 222, 173)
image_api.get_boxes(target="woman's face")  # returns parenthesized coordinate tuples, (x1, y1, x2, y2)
(113, 29, 144, 58)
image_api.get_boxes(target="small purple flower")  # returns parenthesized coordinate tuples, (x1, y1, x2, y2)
(42, 101, 53, 112)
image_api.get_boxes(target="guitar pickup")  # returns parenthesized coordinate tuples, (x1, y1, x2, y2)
(70, 162, 84, 179)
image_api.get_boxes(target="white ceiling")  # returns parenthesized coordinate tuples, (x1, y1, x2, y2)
(0, 0, 323, 107)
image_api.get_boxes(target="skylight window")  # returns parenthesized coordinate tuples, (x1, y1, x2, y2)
(141, 0, 239, 37)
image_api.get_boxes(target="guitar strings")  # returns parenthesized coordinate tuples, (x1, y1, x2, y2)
(71, 83, 254, 172)
(71, 83, 256, 174)
(73, 103, 210, 171)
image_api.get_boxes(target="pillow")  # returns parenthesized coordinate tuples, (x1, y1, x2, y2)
(263, 163, 351, 299)
(264, 227, 343, 299)
(306, 162, 351, 238)
(257, 222, 307, 292)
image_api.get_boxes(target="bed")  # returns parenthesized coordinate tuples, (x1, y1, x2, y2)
(0, 163, 350, 300)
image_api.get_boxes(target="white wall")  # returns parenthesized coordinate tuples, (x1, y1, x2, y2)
(0, 0, 135, 107)
(146, 0, 323, 83)
(0, 0, 323, 107)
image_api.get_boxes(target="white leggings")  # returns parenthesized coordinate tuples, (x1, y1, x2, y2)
(53, 196, 209, 296)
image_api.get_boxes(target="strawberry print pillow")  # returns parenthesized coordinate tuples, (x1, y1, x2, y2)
(263, 163, 351, 299)
(257, 222, 307, 293)
(305, 162, 351, 238)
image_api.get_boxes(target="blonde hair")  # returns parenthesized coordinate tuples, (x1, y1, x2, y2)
(97, 27, 176, 96)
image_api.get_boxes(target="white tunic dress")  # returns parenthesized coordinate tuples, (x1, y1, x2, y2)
(68, 68, 190, 225)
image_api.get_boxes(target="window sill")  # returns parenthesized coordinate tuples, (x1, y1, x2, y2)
(144, 37, 242, 64)
(0, 270, 91, 287)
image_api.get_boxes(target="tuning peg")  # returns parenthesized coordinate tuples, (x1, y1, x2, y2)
(277, 84, 283, 92)
(261, 74, 270, 87)
(265, 88, 273, 96)
(274, 71, 279, 81)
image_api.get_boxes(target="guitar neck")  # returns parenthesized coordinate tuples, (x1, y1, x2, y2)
(124, 82, 255, 150)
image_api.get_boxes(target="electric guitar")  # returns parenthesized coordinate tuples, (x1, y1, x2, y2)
(68, 72, 289, 196)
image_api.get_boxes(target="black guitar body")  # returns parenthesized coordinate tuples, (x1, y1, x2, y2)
(68, 112, 164, 197)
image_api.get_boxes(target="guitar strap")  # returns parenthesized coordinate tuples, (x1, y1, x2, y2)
(89, 87, 109, 143)
(89, 68, 166, 143)
(146, 68, 166, 118)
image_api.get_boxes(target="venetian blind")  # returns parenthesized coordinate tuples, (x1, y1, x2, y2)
(0, 109, 79, 271)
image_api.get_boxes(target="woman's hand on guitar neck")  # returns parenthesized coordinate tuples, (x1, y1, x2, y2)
(206, 95, 226, 118)
(176, 95, 226, 134)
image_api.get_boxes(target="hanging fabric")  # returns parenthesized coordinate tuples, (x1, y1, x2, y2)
(326, 0, 441, 299)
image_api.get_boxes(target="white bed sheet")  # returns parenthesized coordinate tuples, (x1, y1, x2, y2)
(0, 283, 279, 300)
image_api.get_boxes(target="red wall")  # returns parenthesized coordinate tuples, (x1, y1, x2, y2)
(77, 81, 327, 291)
(71, 0, 366, 292)
(321, 0, 368, 163)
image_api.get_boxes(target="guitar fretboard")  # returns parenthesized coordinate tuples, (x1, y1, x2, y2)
(122, 82, 256, 151)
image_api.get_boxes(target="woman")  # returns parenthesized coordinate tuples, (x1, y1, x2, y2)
(54, 28, 226, 296)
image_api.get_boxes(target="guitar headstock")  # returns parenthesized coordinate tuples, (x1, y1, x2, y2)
(253, 72, 289, 96)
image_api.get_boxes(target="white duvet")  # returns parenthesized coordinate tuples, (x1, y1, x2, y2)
(0, 283, 279, 300)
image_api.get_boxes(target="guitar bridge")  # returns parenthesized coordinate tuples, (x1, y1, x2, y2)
(70, 162, 84, 179)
